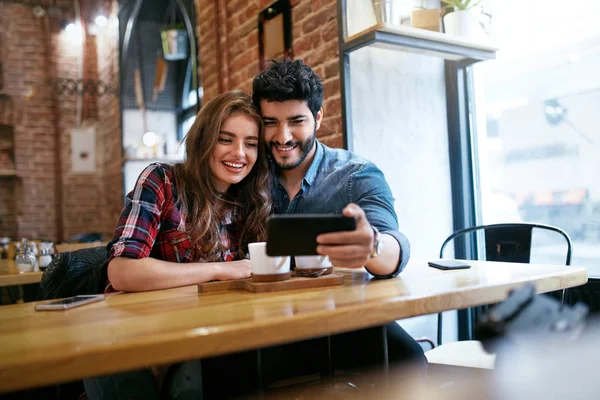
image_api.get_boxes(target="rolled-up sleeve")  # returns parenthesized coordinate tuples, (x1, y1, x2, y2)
(350, 164, 410, 278)
(108, 163, 167, 262)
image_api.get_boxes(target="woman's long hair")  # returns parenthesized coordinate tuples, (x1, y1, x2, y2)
(173, 90, 272, 260)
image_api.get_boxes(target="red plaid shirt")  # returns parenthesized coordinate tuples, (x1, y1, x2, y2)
(107, 163, 240, 290)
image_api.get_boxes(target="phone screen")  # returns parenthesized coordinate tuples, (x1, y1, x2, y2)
(49, 296, 98, 305)
(266, 214, 356, 256)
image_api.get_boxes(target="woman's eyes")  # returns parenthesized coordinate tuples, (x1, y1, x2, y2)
(218, 137, 258, 148)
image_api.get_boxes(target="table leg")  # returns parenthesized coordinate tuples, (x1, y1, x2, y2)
(380, 325, 389, 387)
(256, 349, 264, 398)
(320, 335, 334, 384)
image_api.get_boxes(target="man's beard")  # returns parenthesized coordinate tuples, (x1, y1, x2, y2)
(270, 131, 316, 171)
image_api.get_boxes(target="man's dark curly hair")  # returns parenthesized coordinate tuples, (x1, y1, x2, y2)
(252, 59, 323, 118)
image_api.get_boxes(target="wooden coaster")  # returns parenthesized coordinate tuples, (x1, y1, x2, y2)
(251, 272, 292, 282)
(198, 273, 344, 294)
(294, 266, 333, 277)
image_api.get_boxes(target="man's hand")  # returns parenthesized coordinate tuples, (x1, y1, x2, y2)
(316, 203, 374, 268)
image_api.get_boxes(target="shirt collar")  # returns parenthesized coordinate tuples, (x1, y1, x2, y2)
(303, 140, 323, 187)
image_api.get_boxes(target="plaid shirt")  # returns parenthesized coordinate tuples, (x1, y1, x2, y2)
(107, 163, 239, 289)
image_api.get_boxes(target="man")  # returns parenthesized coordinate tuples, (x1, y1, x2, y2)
(250, 59, 425, 383)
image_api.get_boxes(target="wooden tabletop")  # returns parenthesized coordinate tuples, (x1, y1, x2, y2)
(0, 260, 587, 393)
(0, 260, 43, 287)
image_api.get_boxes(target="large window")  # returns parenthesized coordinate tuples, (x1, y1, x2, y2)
(474, 0, 600, 273)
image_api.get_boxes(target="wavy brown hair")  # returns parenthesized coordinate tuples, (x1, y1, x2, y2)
(173, 90, 272, 260)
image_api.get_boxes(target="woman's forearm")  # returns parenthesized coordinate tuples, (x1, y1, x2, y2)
(107, 257, 221, 292)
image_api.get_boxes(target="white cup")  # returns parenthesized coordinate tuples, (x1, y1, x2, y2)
(248, 242, 290, 275)
(295, 255, 331, 270)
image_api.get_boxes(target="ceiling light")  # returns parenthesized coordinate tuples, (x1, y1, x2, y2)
(95, 15, 108, 27)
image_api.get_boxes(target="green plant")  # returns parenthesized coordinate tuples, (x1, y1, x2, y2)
(441, 0, 484, 11)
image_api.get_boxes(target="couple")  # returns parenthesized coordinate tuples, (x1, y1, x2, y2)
(85, 59, 425, 399)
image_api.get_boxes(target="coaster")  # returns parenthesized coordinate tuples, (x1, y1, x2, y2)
(294, 266, 333, 278)
(251, 272, 292, 282)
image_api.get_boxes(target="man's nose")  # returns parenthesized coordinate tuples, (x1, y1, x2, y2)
(273, 124, 293, 144)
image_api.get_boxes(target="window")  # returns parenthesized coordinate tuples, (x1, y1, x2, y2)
(473, 0, 600, 273)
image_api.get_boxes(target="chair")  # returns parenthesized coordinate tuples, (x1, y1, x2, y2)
(425, 222, 572, 371)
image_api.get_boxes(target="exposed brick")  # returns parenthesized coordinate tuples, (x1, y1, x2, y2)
(301, 2, 336, 35)
(0, 1, 122, 241)
(318, 132, 343, 149)
(323, 77, 340, 100)
(292, 0, 312, 25)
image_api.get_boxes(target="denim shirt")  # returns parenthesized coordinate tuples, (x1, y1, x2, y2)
(272, 141, 410, 278)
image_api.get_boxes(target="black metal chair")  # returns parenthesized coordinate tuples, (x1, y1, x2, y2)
(425, 222, 573, 370)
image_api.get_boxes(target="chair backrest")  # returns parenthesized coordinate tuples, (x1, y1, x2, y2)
(435, 223, 572, 346)
(439, 223, 572, 266)
(55, 241, 104, 254)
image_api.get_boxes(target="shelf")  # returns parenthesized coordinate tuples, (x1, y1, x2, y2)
(343, 23, 498, 64)
(124, 158, 181, 163)
(0, 169, 17, 177)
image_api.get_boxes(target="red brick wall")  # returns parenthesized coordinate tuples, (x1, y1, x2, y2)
(195, 0, 343, 148)
(0, 2, 60, 240)
(0, 1, 122, 242)
(96, 2, 124, 236)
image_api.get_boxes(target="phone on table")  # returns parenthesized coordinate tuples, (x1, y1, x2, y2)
(266, 214, 356, 256)
(35, 295, 105, 311)
(428, 260, 471, 271)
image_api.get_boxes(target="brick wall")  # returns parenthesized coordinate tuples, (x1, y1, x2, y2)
(96, 2, 123, 236)
(195, 0, 343, 148)
(0, 1, 122, 242)
(0, 2, 60, 240)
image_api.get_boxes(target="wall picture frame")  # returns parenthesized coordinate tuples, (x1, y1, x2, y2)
(258, 0, 293, 70)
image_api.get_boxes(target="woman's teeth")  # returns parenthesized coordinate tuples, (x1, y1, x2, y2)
(223, 162, 243, 168)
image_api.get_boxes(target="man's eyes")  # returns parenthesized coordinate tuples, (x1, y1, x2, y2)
(263, 120, 305, 126)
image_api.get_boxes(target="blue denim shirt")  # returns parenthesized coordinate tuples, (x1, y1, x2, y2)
(272, 141, 410, 278)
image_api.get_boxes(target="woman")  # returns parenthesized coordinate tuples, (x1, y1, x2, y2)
(84, 91, 272, 400)
(107, 90, 271, 292)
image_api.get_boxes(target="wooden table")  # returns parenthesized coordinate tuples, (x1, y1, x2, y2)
(0, 260, 587, 393)
(0, 260, 43, 287)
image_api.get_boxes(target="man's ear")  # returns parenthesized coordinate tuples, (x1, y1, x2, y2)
(315, 107, 324, 131)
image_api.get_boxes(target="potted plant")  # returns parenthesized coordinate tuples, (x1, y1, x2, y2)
(441, 0, 487, 38)
(160, 23, 188, 61)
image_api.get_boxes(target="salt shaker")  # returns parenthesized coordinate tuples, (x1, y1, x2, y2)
(39, 248, 53, 270)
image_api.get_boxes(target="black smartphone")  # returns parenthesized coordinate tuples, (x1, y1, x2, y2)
(266, 214, 356, 256)
(34, 295, 105, 311)
(428, 260, 471, 270)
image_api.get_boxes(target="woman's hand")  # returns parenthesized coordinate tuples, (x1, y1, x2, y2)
(214, 259, 252, 281)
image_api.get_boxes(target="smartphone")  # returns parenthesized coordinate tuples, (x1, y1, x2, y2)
(266, 214, 356, 256)
(35, 295, 105, 311)
(428, 260, 471, 270)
